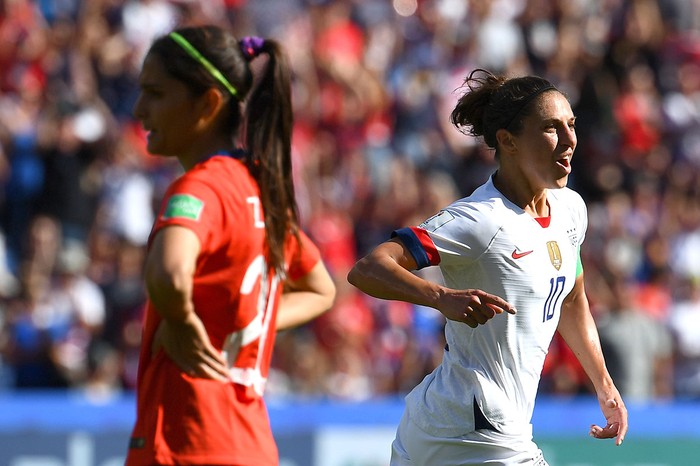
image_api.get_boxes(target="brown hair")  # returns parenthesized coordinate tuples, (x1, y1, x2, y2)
(147, 25, 298, 275)
(450, 69, 559, 151)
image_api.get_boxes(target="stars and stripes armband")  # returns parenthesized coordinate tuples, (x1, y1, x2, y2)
(391, 227, 441, 269)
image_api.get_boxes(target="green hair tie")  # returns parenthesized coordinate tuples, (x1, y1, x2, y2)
(169, 31, 239, 98)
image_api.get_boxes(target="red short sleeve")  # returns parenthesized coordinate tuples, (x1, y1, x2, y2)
(151, 175, 222, 248)
(286, 230, 321, 281)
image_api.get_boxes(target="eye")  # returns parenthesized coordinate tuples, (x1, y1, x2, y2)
(139, 84, 162, 98)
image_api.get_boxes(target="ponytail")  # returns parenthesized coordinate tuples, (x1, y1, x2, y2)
(451, 69, 559, 150)
(150, 27, 300, 275)
(240, 37, 299, 276)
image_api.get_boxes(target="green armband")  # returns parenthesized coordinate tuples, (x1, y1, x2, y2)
(576, 246, 583, 277)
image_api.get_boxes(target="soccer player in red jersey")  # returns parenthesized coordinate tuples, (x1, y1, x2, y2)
(126, 26, 336, 465)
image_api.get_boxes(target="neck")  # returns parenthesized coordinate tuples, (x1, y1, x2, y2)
(178, 136, 236, 171)
(492, 170, 549, 217)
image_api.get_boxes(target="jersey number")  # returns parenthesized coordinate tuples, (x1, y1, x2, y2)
(246, 196, 265, 229)
(221, 255, 278, 395)
(543, 276, 566, 322)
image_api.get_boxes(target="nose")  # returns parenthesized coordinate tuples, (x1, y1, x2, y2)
(560, 125, 576, 149)
(132, 93, 145, 121)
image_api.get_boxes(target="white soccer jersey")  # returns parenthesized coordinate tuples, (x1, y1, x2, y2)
(394, 176, 587, 440)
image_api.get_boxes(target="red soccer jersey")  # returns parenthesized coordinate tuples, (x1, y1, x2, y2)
(126, 154, 321, 466)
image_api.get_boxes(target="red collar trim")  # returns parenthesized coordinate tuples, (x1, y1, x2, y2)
(535, 216, 551, 228)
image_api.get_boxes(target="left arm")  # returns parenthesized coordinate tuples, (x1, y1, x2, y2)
(276, 260, 336, 331)
(558, 273, 628, 446)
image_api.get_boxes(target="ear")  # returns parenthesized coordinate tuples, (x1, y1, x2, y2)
(194, 88, 227, 130)
(495, 128, 518, 155)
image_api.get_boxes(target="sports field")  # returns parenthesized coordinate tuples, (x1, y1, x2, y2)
(0, 392, 698, 466)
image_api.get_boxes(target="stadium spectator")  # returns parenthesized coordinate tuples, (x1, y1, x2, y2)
(667, 277, 700, 399)
(597, 275, 674, 401)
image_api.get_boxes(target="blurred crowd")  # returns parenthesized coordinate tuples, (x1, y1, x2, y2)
(1, 0, 700, 404)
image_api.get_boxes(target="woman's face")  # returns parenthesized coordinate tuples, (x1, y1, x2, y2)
(133, 53, 202, 158)
(511, 91, 577, 190)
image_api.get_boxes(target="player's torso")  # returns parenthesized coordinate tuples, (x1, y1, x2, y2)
(483, 205, 579, 331)
(441, 188, 582, 335)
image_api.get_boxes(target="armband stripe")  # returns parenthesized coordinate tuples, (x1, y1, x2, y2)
(576, 245, 583, 277)
(391, 227, 440, 269)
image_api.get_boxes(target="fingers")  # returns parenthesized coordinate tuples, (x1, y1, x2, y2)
(462, 311, 478, 328)
(616, 432, 625, 446)
(589, 422, 618, 439)
(471, 304, 495, 324)
(188, 344, 230, 381)
(190, 362, 229, 382)
(486, 302, 517, 315)
(616, 419, 628, 446)
(442, 289, 516, 327)
(590, 398, 627, 446)
(159, 321, 230, 381)
(183, 357, 229, 381)
(484, 298, 517, 315)
(461, 294, 516, 327)
(607, 399, 627, 446)
(590, 422, 625, 446)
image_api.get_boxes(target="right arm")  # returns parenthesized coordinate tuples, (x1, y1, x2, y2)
(347, 238, 516, 327)
(276, 260, 336, 331)
(145, 225, 228, 381)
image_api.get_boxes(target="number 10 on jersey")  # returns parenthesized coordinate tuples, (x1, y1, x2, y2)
(543, 276, 566, 322)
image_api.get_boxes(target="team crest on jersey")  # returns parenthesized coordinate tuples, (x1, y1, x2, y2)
(547, 241, 562, 270)
(420, 210, 455, 232)
(162, 194, 204, 221)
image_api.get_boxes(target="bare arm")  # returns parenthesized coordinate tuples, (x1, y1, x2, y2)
(277, 260, 336, 331)
(558, 273, 628, 446)
(145, 225, 228, 381)
(347, 238, 516, 327)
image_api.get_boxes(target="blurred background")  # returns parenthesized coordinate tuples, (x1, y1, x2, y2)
(1, 0, 700, 464)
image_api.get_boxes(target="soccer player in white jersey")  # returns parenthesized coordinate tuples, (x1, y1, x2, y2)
(348, 69, 628, 465)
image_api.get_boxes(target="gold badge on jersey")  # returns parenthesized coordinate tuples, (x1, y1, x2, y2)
(547, 241, 562, 271)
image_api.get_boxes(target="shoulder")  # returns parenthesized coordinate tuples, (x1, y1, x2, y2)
(190, 156, 252, 186)
(430, 182, 512, 233)
(549, 186, 587, 222)
(549, 187, 588, 241)
(549, 186, 586, 210)
(285, 230, 322, 280)
(169, 156, 256, 200)
(415, 183, 512, 262)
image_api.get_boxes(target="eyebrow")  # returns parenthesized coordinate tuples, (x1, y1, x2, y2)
(542, 116, 576, 124)
(138, 80, 160, 91)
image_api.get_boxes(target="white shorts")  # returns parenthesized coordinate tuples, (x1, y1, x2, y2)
(390, 410, 549, 466)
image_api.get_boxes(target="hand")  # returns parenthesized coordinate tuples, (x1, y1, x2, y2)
(590, 396, 628, 446)
(152, 313, 229, 382)
(437, 288, 516, 328)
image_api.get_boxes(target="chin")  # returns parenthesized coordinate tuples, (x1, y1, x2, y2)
(551, 176, 569, 189)
(146, 142, 160, 155)
(146, 144, 171, 157)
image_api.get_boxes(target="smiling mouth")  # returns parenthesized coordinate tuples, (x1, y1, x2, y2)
(555, 157, 572, 176)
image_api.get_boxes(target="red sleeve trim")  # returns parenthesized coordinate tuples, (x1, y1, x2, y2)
(391, 227, 440, 268)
